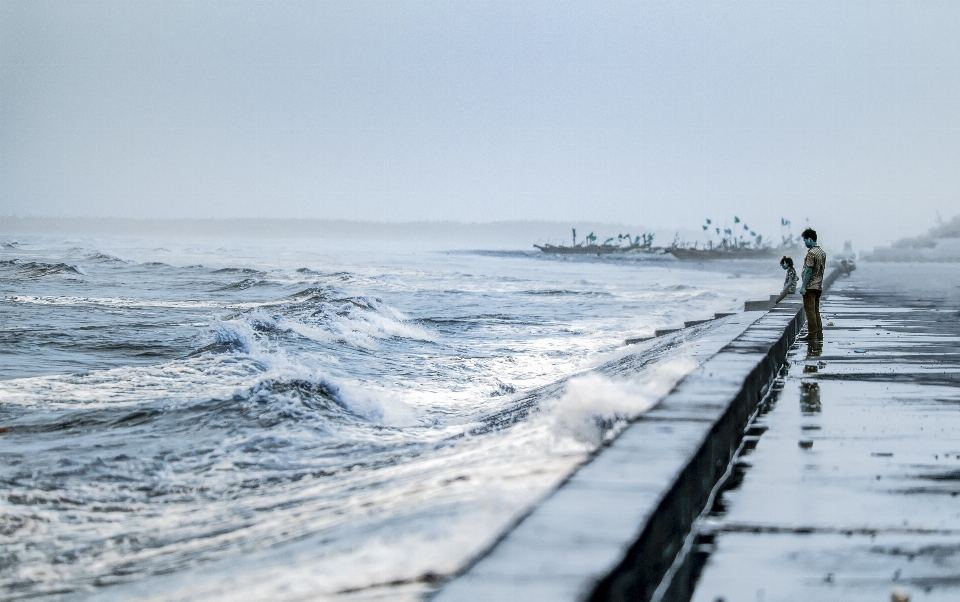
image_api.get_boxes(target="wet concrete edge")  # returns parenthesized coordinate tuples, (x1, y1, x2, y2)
(587, 308, 803, 602)
(432, 268, 845, 602)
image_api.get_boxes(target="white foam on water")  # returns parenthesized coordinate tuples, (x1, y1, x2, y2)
(545, 356, 699, 446)
(5, 294, 238, 309)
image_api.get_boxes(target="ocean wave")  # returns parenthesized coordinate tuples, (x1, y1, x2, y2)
(86, 251, 128, 264)
(4, 405, 167, 435)
(81, 340, 174, 358)
(417, 313, 524, 325)
(522, 289, 613, 296)
(300, 300, 435, 347)
(0, 363, 417, 437)
(489, 380, 516, 397)
(58, 246, 129, 264)
(217, 278, 275, 291)
(542, 356, 697, 446)
(285, 286, 333, 303)
(212, 320, 258, 353)
(5, 295, 231, 310)
(0, 259, 84, 278)
(213, 267, 266, 276)
(237, 378, 357, 426)
(214, 289, 437, 350)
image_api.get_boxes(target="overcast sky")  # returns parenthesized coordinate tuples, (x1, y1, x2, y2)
(2, 0, 959, 247)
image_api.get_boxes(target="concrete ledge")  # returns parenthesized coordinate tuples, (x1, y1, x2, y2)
(654, 328, 683, 337)
(743, 299, 773, 311)
(627, 315, 720, 345)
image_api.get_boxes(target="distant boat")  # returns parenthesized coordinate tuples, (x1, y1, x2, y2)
(533, 242, 651, 255)
(664, 246, 781, 260)
(534, 229, 656, 255)
(534, 228, 786, 260)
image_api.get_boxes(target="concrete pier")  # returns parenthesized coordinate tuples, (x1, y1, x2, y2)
(687, 263, 960, 601)
(434, 289, 821, 600)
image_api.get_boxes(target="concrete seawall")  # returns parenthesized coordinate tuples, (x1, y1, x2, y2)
(434, 268, 849, 601)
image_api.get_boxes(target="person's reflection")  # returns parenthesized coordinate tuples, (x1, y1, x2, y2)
(800, 381, 821, 413)
(806, 338, 823, 357)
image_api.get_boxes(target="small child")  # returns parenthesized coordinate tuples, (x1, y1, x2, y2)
(775, 256, 798, 304)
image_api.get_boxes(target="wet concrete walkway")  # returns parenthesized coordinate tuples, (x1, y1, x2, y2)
(690, 263, 960, 601)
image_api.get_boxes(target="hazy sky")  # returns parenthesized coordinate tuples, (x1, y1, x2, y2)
(3, 0, 959, 247)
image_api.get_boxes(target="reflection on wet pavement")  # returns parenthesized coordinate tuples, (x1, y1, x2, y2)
(800, 381, 821, 414)
(805, 338, 823, 358)
(689, 263, 960, 602)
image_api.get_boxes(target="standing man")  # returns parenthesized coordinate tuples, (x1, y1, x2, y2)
(798, 228, 827, 341)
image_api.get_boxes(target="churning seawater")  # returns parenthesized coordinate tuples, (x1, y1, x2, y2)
(0, 235, 779, 601)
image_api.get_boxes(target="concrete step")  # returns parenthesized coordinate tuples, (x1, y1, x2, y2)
(744, 299, 773, 311)
(654, 327, 682, 337)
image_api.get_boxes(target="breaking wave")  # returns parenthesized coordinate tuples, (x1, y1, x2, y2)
(544, 357, 697, 446)
(221, 288, 437, 350)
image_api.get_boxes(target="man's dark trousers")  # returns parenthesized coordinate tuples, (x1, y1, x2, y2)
(803, 289, 823, 338)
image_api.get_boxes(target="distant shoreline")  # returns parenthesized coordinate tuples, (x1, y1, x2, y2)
(0, 216, 703, 247)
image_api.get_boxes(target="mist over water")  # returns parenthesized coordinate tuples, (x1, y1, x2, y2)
(0, 234, 779, 600)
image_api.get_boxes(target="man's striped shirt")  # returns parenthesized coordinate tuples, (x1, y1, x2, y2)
(803, 246, 827, 290)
